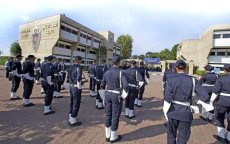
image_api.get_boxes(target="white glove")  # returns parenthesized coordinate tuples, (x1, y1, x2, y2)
(210, 93, 218, 105)
(163, 100, 171, 121)
(58, 71, 63, 75)
(121, 89, 128, 99)
(21, 73, 34, 80)
(77, 81, 82, 89)
(47, 76, 54, 85)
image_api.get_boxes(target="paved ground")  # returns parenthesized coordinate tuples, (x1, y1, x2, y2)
(0, 69, 222, 144)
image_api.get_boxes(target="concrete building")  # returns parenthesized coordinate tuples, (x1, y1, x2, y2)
(177, 24, 230, 71)
(19, 14, 120, 65)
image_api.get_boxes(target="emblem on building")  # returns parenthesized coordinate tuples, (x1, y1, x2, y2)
(31, 27, 41, 52)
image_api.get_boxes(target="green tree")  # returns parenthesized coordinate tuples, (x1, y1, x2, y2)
(131, 55, 138, 59)
(168, 44, 178, 60)
(10, 41, 21, 56)
(97, 46, 108, 61)
(158, 48, 171, 60)
(116, 34, 133, 59)
(139, 55, 145, 60)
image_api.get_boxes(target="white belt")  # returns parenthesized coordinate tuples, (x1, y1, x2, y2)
(107, 90, 120, 94)
(202, 84, 214, 87)
(89, 74, 94, 77)
(172, 100, 190, 107)
(129, 84, 138, 87)
(220, 93, 230, 97)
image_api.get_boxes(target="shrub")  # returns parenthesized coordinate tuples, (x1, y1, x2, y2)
(196, 70, 205, 76)
(0, 56, 10, 66)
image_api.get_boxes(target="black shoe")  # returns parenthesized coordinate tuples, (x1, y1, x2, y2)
(69, 121, 82, 127)
(213, 135, 227, 143)
(23, 103, 35, 107)
(128, 115, 135, 119)
(226, 139, 230, 144)
(105, 137, 110, 142)
(136, 105, 142, 107)
(54, 96, 63, 98)
(10, 97, 21, 100)
(164, 122, 167, 128)
(110, 135, 122, 143)
(125, 115, 129, 119)
(44, 110, 55, 115)
(135, 104, 138, 107)
(207, 118, 212, 122)
(41, 92, 45, 94)
(199, 116, 208, 122)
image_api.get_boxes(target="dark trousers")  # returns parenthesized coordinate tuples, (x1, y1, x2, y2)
(96, 81, 102, 102)
(125, 86, 137, 110)
(215, 104, 230, 131)
(54, 81, 62, 92)
(167, 118, 191, 144)
(89, 77, 96, 91)
(11, 76, 21, 92)
(138, 85, 145, 100)
(104, 92, 122, 131)
(5, 69, 10, 78)
(35, 70, 40, 81)
(69, 86, 82, 118)
(23, 78, 34, 99)
(61, 72, 66, 85)
(43, 81, 54, 106)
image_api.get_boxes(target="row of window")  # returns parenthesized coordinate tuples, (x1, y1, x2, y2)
(213, 34, 230, 39)
(61, 59, 95, 64)
(55, 42, 71, 49)
(76, 48, 96, 54)
(210, 51, 230, 56)
(61, 25, 101, 43)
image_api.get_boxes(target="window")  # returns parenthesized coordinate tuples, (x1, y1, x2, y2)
(223, 34, 230, 38)
(65, 27, 71, 33)
(77, 48, 81, 51)
(209, 52, 215, 56)
(213, 34, 221, 39)
(82, 60, 85, 64)
(81, 49, 85, 52)
(55, 43, 58, 47)
(59, 43, 64, 48)
(61, 25, 65, 30)
(65, 45, 71, 49)
(217, 52, 225, 56)
(87, 36, 92, 40)
(228, 52, 230, 56)
(72, 30, 78, 35)
(89, 51, 96, 54)
(64, 59, 70, 63)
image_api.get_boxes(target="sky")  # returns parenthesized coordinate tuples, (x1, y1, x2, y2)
(0, 0, 230, 56)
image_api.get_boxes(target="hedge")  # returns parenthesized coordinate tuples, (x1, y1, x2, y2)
(0, 56, 10, 66)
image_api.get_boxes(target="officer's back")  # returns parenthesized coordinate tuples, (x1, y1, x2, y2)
(124, 67, 138, 85)
(103, 67, 123, 90)
(68, 64, 82, 84)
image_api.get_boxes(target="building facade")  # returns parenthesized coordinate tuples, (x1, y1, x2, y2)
(19, 14, 120, 65)
(177, 24, 230, 71)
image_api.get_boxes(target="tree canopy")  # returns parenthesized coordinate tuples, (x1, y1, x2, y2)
(116, 34, 133, 59)
(10, 41, 21, 56)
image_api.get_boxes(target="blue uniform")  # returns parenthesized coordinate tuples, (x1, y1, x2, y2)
(35, 61, 41, 82)
(68, 64, 83, 118)
(42, 62, 55, 107)
(200, 72, 218, 96)
(60, 62, 66, 85)
(53, 62, 62, 95)
(124, 67, 144, 113)
(101, 67, 128, 131)
(11, 59, 22, 93)
(165, 73, 209, 144)
(40, 60, 47, 93)
(163, 70, 176, 96)
(138, 66, 150, 101)
(22, 61, 35, 101)
(213, 73, 230, 130)
(95, 64, 107, 108)
(88, 63, 96, 92)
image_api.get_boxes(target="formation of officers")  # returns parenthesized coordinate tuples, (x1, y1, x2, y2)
(5, 53, 230, 143)
(163, 60, 230, 144)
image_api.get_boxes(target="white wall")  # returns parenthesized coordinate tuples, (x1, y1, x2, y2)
(60, 30, 78, 42)
(53, 47, 71, 56)
(208, 56, 230, 63)
(214, 38, 230, 47)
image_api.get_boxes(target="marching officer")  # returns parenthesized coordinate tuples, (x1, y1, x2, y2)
(40, 57, 48, 94)
(5, 57, 13, 78)
(68, 56, 83, 126)
(164, 60, 209, 144)
(209, 64, 230, 143)
(35, 58, 41, 84)
(100, 54, 128, 143)
(41, 55, 56, 115)
(60, 59, 67, 90)
(53, 58, 63, 98)
(88, 60, 97, 97)
(21, 55, 36, 107)
(135, 61, 150, 107)
(124, 60, 144, 118)
(163, 63, 176, 96)
(95, 59, 107, 109)
(10, 54, 23, 100)
(199, 64, 218, 122)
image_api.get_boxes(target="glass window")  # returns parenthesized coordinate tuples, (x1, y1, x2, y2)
(209, 52, 215, 56)
(228, 52, 230, 56)
(81, 49, 85, 52)
(87, 36, 91, 40)
(64, 59, 70, 63)
(82, 60, 85, 64)
(213, 34, 221, 39)
(77, 48, 81, 51)
(65, 45, 71, 49)
(223, 34, 230, 38)
(61, 25, 65, 30)
(217, 52, 225, 56)
(55, 43, 58, 47)
(59, 44, 64, 48)
(65, 27, 71, 33)
(72, 30, 78, 35)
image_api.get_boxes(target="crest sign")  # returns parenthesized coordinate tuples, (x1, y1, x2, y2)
(31, 27, 41, 52)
